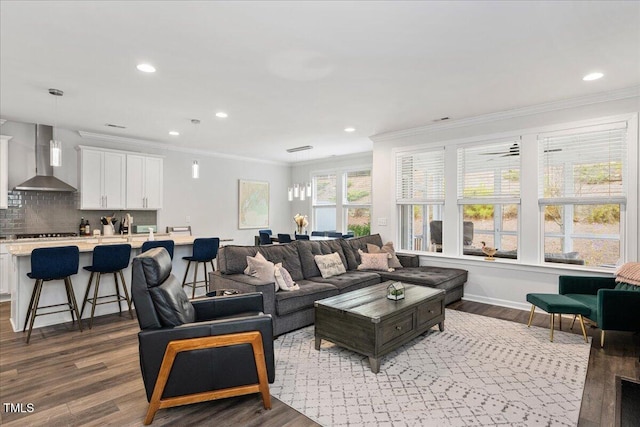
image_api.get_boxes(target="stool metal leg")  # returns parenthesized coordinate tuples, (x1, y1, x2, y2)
(64, 277, 82, 332)
(203, 263, 209, 294)
(26, 279, 45, 344)
(570, 315, 577, 330)
(80, 272, 95, 320)
(550, 313, 555, 342)
(114, 272, 123, 315)
(182, 261, 192, 288)
(65, 277, 83, 332)
(89, 273, 102, 329)
(23, 279, 41, 332)
(600, 330, 605, 348)
(192, 262, 199, 299)
(527, 305, 535, 327)
(118, 270, 133, 318)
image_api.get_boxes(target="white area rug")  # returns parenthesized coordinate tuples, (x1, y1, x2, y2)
(271, 309, 591, 426)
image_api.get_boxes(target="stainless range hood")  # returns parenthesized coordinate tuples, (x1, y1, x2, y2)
(14, 124, 76, 192)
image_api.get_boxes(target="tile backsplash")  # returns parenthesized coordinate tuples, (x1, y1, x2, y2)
(0, 190, 157, 238)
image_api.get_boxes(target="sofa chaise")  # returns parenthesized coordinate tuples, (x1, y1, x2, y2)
(210, 234, 467, 336)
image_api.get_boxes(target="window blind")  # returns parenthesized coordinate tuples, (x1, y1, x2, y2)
(396, 148, 445, 204)
(457, 139, 521, 204)
(538, 122, 627, 205)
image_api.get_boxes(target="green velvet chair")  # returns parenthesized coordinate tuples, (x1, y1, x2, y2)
(559, 276, 640, 347)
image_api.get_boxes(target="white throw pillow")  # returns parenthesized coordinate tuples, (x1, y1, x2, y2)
(357, 249, 394, 272)
(244, 252, 276, 287)
(367, 242, 403, 269)
(314, 252, 346, 278)
(274, 263, 300, 291)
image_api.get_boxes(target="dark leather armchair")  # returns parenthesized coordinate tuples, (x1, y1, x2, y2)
(131, 247, 274, 424)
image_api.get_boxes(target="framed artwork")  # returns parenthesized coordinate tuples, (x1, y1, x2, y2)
(238, 179, 270, 229)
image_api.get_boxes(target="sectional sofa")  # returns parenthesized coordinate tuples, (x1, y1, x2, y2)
(210, 234, 468, 336)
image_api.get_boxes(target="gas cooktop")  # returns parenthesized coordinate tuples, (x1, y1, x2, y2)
(15, 232, 79, 239)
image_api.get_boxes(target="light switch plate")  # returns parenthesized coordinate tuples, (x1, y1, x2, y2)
(378, 217, 387, 226)
(185, 216, 191, 223)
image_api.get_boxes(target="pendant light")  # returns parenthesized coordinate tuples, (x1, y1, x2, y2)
(191, 119, 200, 179)
(287, 145, 313, 202)
(49, 88, 63, 167)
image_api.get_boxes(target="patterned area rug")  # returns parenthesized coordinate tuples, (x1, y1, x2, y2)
(271, 309, 591, 426)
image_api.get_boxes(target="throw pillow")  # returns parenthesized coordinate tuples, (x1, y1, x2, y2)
(615, 262, 640, 286)
(244, 252, 276, 286)
(274, 263, 300, 291)
(314, 252, 347, 278)
(357, 249, 394, 272)
(367, 242, 403, 269)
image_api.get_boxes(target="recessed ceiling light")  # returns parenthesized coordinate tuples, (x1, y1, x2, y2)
(583, 72, 603, 81)
(169, 131, 180, 136)
(344, 127, 356, 132)
(215, 112, 228, 118)
(136, 63, 156, 73)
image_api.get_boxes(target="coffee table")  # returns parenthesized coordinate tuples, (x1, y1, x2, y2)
(314, 282, 445, 373)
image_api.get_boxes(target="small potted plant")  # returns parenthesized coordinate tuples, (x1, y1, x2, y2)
(387, 282, 405, 301)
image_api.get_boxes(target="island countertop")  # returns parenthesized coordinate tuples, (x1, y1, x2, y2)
(6, 234, 198, 256)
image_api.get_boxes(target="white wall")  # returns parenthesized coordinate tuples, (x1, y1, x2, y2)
(2, 120, 292, 245)
(371, 94, 640, 311)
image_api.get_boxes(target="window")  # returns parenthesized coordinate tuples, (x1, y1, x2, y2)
(396, 149, 445, 251)
(457, 139, 520, 258)
(312, 173, 337, 231)
(344, 170, 372, 237)
(539, 122, 627, 266)
(312, 168, 372, 235)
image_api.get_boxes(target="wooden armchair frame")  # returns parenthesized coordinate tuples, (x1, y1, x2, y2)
(144, 330, 271, 425)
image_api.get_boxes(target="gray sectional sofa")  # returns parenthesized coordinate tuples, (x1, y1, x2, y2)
(210, 234, 467, 336)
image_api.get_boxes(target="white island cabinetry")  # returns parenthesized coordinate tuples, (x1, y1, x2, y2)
(78, 146, 126, 210)
(126, 154, 163, 210)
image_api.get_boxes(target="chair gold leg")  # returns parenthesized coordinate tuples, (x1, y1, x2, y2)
(578, 315, 588, 343)
(527, 305, 535, 327)
(559, 313, 562, 330)
(570, 315, 577, 330)
(550, 313, 555, 342)
(600, 330, 605, 348)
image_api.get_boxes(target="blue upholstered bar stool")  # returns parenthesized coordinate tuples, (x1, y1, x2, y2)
(141, 240, 175, 259)
(182, 237, 220, 299)
(277, 233, 292, 243)
(24, 245, 83, 343)
(295, 234, 309, 240)
(80, 244, 132, 328)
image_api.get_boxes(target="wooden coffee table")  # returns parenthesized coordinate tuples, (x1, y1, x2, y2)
(314, 282, 445, 373)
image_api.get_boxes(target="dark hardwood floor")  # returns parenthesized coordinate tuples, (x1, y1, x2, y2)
(1, 300, 638, 426)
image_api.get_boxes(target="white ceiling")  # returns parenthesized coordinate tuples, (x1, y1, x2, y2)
(1, 1, 639, 163)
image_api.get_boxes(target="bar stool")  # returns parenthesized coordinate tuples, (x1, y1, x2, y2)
(182, 237, 220, 299)
(24, 245, 83, 343)
(141, 240, 175, 259)
(80, 244, 132, 328)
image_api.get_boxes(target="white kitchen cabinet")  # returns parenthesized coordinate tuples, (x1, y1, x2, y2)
(0, 246, 9, 295)
(78, 147, 126, 210)
(0, 135, 11, 209)
(126, 154, 163, 209)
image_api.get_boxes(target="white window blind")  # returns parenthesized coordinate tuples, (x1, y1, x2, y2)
(457, 139, 521, 204)
(396, 148, 445, 204)
(538, 122, 627, 205)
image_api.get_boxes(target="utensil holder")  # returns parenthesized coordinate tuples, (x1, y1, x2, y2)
(103, 224, 114, 236)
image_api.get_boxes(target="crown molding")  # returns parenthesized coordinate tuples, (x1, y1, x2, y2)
(77, 131, 286, 165)
(370, 85, 640, 143)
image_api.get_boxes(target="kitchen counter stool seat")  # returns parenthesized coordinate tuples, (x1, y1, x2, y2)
(81, 244, 133, 328)
(141, 240, 175, 259)
(182, 237, 220, 299)
(24, 245, 83, 343)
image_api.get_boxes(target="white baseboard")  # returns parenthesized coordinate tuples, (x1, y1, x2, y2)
(461, 294, 531, 312)
(0, 293, 10, 303)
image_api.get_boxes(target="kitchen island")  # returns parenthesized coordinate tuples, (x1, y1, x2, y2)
(5, 234, 213, 332)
